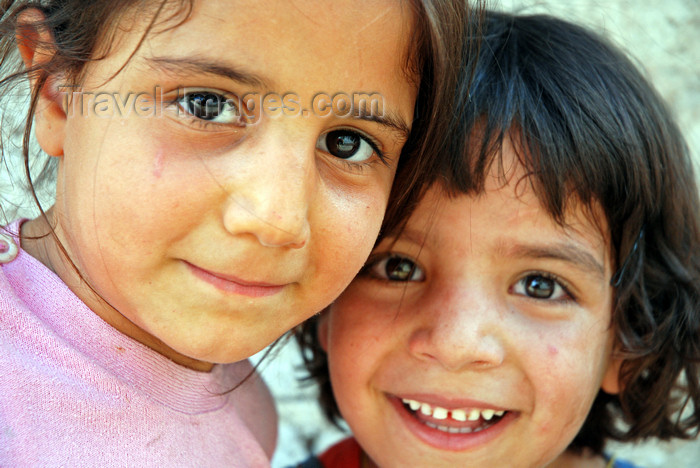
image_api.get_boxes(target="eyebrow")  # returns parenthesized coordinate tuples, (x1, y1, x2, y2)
(503, 242, 606, 279)
(393, 227, 428, 248)
(354, 110, 410, 140)
(384, 223, 438, 253)
(145, 55, 411, 139)
(388, 227, 605, 279)
(146, 56, 271, 88)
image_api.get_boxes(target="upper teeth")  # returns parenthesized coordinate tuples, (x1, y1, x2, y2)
(402, 399, 505, 421)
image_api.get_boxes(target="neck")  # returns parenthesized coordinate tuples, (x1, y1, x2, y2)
(20, 210, 214, 372)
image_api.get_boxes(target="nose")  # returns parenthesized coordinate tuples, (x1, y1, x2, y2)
(408, 286, 506, 372)
(222, 129, 314, 249)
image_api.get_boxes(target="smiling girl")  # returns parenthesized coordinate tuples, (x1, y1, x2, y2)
(298, 10, 700, 468)
(0, 0, 471, 465)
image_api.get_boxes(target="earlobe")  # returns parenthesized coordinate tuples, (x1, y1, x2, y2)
(16, 8, 66, 157)
(601, 355, 624, 395)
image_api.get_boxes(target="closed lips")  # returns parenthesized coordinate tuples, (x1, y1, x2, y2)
(185, 261, 286, 297)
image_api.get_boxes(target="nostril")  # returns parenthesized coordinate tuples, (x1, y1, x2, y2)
(255, 212, 310, 248)
(223, 196, 310, 248)
(257, 226, 308, 249)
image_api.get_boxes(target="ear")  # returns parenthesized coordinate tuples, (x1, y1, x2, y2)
(16, 8, 66, 157)
(317, 310, 330, 352)
(601, 353, 624, 394)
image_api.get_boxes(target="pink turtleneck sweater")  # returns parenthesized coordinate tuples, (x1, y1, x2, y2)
(0, 221, 270, 467)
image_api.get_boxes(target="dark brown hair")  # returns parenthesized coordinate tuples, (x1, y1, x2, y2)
(298, 9, 700, 455)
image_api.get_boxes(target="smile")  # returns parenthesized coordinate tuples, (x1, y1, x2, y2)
(402, 398, 507, 434)
(185, 262, 287, 298)
(390, 395, 515, 451)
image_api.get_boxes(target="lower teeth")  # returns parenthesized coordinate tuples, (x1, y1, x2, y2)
(424, 421, 481, 434)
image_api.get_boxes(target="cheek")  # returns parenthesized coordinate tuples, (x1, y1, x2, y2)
(326, 324, 365, 406)
(327, 287, 400, 369)
(529, 329, 609, 435)
(106, 124, 216, 213)
(152, 148, 165, 178)
(314, 196, 386, 287)
(326, 307, 385, 408)
(344, 201, 384, 247)
(64, 125, 204, 269)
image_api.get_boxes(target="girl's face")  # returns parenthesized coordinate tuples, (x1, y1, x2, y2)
(29, 0, 417, 369)
(320, 140, 622, 467)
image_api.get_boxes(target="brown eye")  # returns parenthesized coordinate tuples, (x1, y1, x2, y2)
(524, 275, 555, 298)
(188, 93, 222, 119)
(366, 254, 425, 282)
(327, 131, 360, 158)
(316, 129, 377, 162)
(176, 91, 242, 124)
(512, 273, 572, 302)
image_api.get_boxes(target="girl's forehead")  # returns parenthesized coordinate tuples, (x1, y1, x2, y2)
(403, 155, 612, 271)
(83, 0, 419, 125)
(117, 0, 417, 82)
(436, 133, 612, 248)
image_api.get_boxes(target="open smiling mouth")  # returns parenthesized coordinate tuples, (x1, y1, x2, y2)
(400, 398, 509, 434)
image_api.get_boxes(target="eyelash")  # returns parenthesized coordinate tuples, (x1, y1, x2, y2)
(511, 271, 577, 304)
(356, 132, 387, 165)
(318, 128, 390, 173)
(165, 89, 247, 130)
(361, 253, 425, 282)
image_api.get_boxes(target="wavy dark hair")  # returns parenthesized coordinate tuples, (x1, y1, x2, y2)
(298, 9, 700, 456)
(0, 0, 474, 239)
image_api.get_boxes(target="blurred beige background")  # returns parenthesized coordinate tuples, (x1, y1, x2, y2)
(261, 1, 700, 467)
